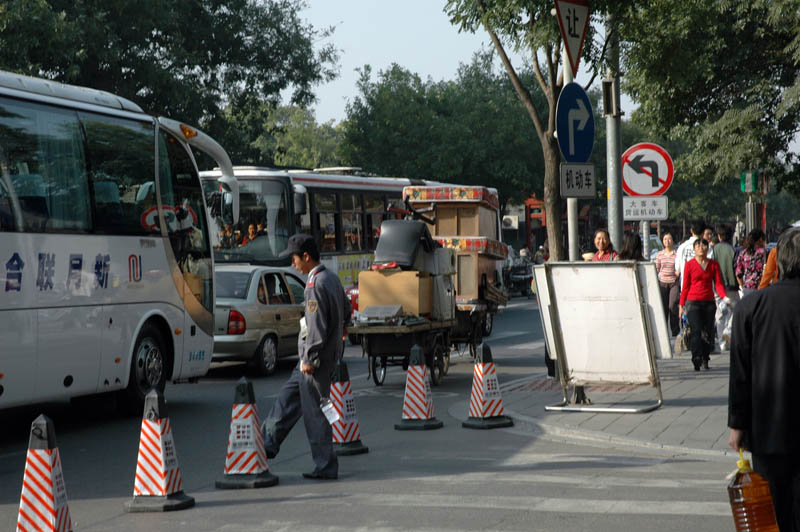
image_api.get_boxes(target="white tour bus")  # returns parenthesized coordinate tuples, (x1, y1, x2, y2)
(0, 71, 238, 411)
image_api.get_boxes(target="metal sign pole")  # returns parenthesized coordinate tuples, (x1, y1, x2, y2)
(564, 43, 579, 262)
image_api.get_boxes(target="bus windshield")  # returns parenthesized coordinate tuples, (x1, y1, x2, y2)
(204, 178, 291, 263)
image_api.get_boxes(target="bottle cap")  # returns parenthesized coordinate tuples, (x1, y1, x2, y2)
(737, 448, 753, 473)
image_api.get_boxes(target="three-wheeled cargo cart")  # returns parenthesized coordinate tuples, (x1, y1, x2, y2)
(402, 186, 509, 358)
(352, 219, 458, 386)
(348, 308, 456, 386)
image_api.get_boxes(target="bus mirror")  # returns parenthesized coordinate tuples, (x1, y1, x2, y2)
(217, 175, 239, 224)
(293, 184, 307, 216)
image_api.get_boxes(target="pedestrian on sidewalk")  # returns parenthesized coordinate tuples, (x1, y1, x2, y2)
(617, 232, 644, 261)
(759, 226, 792, 290)
(679, 238, 729, 371)
(729, 227, 800, 532)
(675, 220, 705, 288)
(735, 228, 767, 298)
(262, 234, 351, 480)
(703, 226, 716, 259)
(713, 224, 738, 349)
(655, 232, 680, 336)
(591, 228, 617, 261)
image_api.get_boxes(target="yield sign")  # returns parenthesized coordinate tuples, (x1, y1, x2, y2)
(621, 143, 674, 196)
(555, 0, 590, 77)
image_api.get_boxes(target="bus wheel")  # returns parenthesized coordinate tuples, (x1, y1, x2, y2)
(122, 323, 168, 414)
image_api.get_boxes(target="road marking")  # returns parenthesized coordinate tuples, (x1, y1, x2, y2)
(285, 491, 731, 517)
(397, 470, 723, 490)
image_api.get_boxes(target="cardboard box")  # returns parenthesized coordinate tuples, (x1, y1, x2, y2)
(431, 205, 498, 238)
(454, 252, 500, 302)
(359, 270, 433, 315)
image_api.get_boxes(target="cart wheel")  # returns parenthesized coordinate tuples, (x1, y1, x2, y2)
(430, 346, 445, 386)
(442, 353, 450, 375)
(482, 313, 493, 337)
(371, 356, 386, 386)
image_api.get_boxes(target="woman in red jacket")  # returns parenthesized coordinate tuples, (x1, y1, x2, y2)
(679, 238, 730, 371)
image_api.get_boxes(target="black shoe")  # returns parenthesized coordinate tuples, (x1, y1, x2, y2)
(264, 447, 277, 459)
(702, 361, 710, 370)
(693, 360, 701, 371)
(302, 471, 337, 480)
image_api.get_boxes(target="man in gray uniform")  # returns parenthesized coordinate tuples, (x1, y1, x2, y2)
(262, 234, 351, 480)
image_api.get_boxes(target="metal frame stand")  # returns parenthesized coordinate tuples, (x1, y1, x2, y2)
(542, 263, 664, 413)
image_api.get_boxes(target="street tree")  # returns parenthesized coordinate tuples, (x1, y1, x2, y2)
(267, 106, 344, 169)
(0, 0, 339, 163)
(445, 0, 613, 260)
(340, 51, 546, 211)
(620, 0, 800, 195)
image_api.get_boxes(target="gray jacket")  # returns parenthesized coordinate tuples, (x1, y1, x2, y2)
(298, 264, 351, 381)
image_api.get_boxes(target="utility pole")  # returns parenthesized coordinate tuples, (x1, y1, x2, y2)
(605, 13, 623, 250)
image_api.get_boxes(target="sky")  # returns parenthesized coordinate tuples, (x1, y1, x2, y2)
(298, 1, 550, 125)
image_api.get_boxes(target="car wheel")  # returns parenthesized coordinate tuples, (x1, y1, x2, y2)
(254, 335, 278, 376)
(121, 323, 169, 414)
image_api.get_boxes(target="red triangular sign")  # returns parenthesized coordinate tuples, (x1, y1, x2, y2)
(555, 0, 590, 77)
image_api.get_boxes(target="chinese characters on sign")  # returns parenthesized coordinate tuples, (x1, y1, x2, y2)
(560, 163, 596, 199)
(623, 197, 669, 221)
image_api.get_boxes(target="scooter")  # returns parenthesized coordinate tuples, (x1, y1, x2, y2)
(508, 258, 533, 298)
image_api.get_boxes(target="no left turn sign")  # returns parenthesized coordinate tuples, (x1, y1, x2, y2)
(621, 142, 674, 196)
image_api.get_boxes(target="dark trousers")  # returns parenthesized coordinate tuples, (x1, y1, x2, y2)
(262, 368, 337, 477)
(685, 300, 716, 365)
(753, 453, 800, 531)
(659, 281, 680, 336)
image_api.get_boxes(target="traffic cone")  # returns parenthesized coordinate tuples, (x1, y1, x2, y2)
(16, 415, 72, 532)
(331, 360, 369, 456)
(395, 344, 443, 430)
(216, 378, 279, 489)
(463, 343, 513, 429)
(125, 389, 194, 512)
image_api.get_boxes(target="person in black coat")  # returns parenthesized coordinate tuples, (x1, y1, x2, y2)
(728, 227, 800, 532)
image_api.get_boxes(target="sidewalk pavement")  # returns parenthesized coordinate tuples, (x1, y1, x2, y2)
(453, 347, 736, 461)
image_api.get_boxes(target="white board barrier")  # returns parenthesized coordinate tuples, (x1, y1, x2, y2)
(533, 261, 663, 413)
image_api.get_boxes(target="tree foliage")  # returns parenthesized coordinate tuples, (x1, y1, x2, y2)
(266, 106, 343, 169)
(340, 51, 546, 211)
(0, 0, 339, 164)
(620, 0, 800, 194)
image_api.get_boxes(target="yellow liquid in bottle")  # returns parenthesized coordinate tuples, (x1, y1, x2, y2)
(728, 470, 779, 532)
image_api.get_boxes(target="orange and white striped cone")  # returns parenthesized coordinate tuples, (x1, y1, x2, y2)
(16, 414, 72, 532)
(331, 360, 369, 456)
(463, 343, 513, 429)
(395, 344, 443, 430)
(216, 378, 279, 489)
(125, 389, 194, 512)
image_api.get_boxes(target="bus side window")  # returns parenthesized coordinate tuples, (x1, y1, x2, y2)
(0, 98, 89, 233)
(80, 112, 156, 235)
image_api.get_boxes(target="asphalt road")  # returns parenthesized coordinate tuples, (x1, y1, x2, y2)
(0, 297, 736, 531)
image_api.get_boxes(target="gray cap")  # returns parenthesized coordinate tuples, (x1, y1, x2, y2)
(279, 233, 318, 258)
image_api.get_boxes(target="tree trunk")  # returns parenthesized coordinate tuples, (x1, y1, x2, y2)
(543, 138, 564, 261)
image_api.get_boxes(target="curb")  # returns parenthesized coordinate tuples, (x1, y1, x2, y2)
(443, 373, 736, 461)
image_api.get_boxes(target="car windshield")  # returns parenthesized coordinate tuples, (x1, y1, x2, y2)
(203, 178, 291, 264)
(215, 271, 252, 299)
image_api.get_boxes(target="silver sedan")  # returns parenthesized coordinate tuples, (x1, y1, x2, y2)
(212, 265, 306, 375)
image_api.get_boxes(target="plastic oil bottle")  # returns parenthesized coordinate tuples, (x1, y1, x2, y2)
(728, 449, 779, 531)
